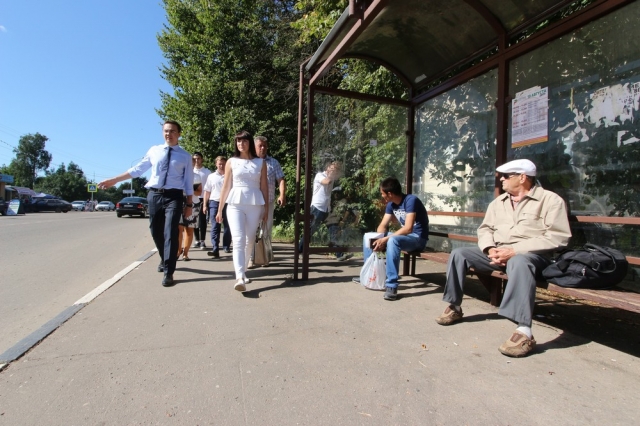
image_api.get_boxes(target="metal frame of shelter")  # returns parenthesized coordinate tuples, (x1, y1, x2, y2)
(294, 0, 640, 280)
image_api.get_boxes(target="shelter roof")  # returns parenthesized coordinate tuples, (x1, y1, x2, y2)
(306, 0, 575, 91)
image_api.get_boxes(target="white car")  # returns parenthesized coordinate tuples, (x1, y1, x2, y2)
(71, 200, 86, 211)
(95, 201, 115, 211)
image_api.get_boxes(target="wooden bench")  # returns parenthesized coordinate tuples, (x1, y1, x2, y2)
(402, 248, 640, 314)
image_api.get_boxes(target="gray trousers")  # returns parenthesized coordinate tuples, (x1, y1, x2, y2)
(442, 247, 552, 326)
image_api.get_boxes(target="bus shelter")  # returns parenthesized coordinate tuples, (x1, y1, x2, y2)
(295, 0, 640, 281)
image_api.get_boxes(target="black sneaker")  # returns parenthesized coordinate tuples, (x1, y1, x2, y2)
(336, 253, 354, 261)
(194, 241, 201, 248)
(352, 277, 360, 284)
(207, 250, 220, 258)
(383, 286, 398, 301)
(224, 247, 231, 253)
(200, 242, 207, 250)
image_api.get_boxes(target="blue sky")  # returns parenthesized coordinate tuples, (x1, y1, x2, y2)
(0, 0, 173, 185)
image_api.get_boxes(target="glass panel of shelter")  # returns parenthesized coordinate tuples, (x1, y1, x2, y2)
(413, 69, 498, 252)
(507, 1, 640, 257)
(308, 94, 408, 254)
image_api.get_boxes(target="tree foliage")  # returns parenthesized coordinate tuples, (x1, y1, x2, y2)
(158, 0, 314, 230)
(36, 162, 89, 201)
(10, 133, 52, 188)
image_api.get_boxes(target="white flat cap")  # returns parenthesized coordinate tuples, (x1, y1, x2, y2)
(496, 159, 536, 176)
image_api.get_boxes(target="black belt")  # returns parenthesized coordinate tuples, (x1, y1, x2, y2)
(149, 188, 182, 194)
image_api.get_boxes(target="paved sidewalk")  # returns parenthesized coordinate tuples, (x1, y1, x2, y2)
(0, 244, 638, 425)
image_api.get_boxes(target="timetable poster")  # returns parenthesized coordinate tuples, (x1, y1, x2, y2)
(511, 86, 549, 147)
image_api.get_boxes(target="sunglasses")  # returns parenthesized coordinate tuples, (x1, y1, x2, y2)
(501, 173, 521, 179)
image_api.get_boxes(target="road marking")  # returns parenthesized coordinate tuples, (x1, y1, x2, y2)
(74, 248, 158, 305)
(0, 248, 158, 366)
(74, 261, 143, 304)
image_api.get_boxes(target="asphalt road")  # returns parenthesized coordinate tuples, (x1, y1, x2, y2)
(0, 210, 154, 354)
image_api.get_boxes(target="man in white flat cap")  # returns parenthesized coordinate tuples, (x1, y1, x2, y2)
(435, 159, 571, 358)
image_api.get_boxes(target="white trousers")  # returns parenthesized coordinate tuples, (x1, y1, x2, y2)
(226, 203, 264, 280)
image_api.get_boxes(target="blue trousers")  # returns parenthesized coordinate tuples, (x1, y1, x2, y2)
(298, 206, 329, 253)
(148, 190, 183, 275)
(209, 200, 231, 252)
(363, 232, 427, 289)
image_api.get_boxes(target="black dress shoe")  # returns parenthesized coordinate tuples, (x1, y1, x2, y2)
(162, 274, 174, 287)
(157, 264, 164, 273)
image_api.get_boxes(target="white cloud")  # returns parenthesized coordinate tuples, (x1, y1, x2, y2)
(0, 26, 7, 33)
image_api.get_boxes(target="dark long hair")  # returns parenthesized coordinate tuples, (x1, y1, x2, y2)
(233, 130, 257, 158)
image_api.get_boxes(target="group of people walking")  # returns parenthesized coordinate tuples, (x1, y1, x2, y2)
(99, 121, 572, 358)
(98, 122, 285, 291)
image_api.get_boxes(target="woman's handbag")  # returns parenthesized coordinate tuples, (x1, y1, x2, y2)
(254, 222, 273, 266)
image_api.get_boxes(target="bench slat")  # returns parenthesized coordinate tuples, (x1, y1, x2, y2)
(403, 249, 640, 314)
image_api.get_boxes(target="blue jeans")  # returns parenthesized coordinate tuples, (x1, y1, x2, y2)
(298, 206, 329, 253)
(363, 232, 427, 288)
(209, 200, 231, 252)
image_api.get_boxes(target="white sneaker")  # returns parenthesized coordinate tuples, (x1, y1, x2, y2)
(234, 279, 246, 292)
(243, 277, 252, 284)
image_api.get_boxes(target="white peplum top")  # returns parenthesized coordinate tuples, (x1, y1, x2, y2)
(225, 157, 265, 205)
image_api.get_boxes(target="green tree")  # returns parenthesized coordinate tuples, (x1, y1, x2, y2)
(11, 133, 52, 188)
(36, 162, 88, 201)
(158, 0, 309, 232)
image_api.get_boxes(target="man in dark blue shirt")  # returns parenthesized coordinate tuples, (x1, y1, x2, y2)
(355, 177, 429, 300)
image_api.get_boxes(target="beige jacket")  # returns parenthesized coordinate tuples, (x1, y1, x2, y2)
(477, 185, 571, 255)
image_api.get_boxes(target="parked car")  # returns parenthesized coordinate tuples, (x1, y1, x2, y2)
(33, 199, 72, 213)
(71, 200, 86, 211)
(95, 201, 115, 211)
(116, 197, 148, 218)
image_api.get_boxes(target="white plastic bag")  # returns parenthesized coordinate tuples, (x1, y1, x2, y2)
(360, 253, 386, 291)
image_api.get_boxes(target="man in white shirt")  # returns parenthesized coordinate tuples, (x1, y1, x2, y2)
(192, 152, 211, 249)
(98, 120, 194, 287)
(298, 160, 341, 254)
(202, 156, 231, 258)
(250, 136, 285, 267)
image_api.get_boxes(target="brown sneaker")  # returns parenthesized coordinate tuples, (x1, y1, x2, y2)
(498, 331, 536, 357)
(435, 306, 463, 325)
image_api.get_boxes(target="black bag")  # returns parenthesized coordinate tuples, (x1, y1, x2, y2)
(542, 244, 628, 289)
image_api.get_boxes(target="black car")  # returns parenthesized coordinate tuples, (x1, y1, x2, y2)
(32, 199, 72, 213)
(116, 197, 148, 218)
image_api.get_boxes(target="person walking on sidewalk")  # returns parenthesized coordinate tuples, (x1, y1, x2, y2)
(248, 135, 285, 268)
(98, 120, 194, 287)
(434, 159, 571, 358)
(216, 130, 268, 292)
(352, 177, 429, 301)
(192, 152, 211, 250)
(203, 156, 231, 258)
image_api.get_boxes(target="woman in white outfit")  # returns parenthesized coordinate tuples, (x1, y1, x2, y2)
(216, 130, 268, 291)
